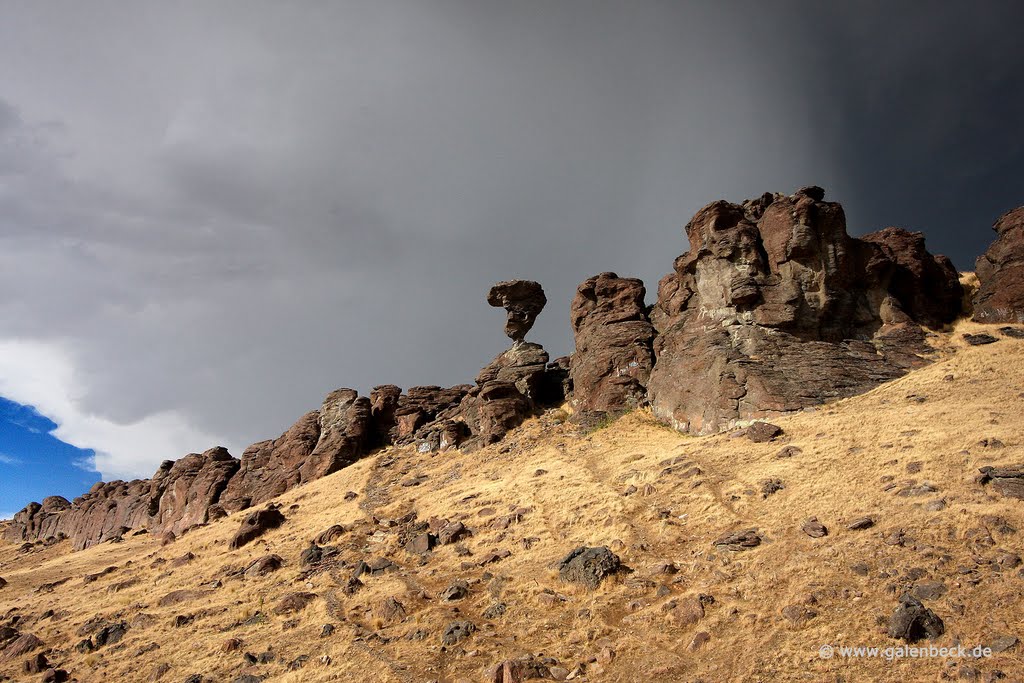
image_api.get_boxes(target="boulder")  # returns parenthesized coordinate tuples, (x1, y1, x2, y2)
(229, 507, 286, 550)
(978, 465, 1024, 500)
(558, 546, 623, 589)
(887, 594, 944, 642)
(648, 188, 962, 434)
(974, 206, 1024, 323)
(569, 273, 656, 414)
(487, 280, 547, 342)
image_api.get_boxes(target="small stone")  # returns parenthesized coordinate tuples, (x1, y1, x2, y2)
(847, 516, 875, 530)
(801, 518, 828, 538)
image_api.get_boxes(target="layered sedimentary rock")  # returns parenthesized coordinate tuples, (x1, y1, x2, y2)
(974, 206, 1024, 323)
(647, 186, 963, 434)
(569, 272, 656, 415)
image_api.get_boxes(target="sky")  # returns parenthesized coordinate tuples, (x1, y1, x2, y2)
(1, 1, 1022, 516)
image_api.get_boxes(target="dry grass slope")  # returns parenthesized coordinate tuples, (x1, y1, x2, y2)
(2, 320, 1024, 682)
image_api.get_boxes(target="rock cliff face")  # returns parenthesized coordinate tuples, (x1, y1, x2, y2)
(5, 447, 239, 550)
(568, 272, 655, 417)
(646, 187, 963, 434)
(974, 206, 1024, 323)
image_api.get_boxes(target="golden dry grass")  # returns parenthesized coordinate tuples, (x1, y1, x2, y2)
(2, 319, 1024, 682)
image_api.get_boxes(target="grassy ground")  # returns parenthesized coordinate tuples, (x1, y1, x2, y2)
(2, 319, 1023, 682)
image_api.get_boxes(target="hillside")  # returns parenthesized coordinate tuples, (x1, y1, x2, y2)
(2, 319, 1023, 682)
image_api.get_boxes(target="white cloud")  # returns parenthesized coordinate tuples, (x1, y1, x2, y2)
(0, 453, 22, 465)
(0, 340, 235, 481)
(0, 512, 15, 520)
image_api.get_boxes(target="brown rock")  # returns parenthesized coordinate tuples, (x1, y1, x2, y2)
(648, 188, 961, 435)
(272, 592, 318, 615)
(158, 589, 214, 607)
(487, 280, 547, 342)
(244, 554, 284, 577)
(713, 528, 762, 551)
(747, 422, 783, 443)
(801, 518, 828, 538)
(221, 389, 371, 511)
(229, 507, 286, 550)
(978, 465, 1024, 500)
(569, 272, 655, 414)
(313, 524, 345, 545)
(974, 206, 1024, 323)
(0, 632, 44, 660)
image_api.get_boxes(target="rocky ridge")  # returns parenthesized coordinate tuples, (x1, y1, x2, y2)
(5, 187, 1023, 556)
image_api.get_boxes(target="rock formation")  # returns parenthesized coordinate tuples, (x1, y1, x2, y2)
(974, 206, 1024, 323)
(568, 272, 655, 416)
(4, 447, 240, 550)
(647, 186, 963, 434)
(487, 280, 547, 342)
(459, 280, 562, 445)
(9, 186, 1011, 554)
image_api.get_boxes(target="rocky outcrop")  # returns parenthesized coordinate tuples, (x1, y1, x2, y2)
(487, 280, 547, 342)
(569, 272, 655, 415)
(647, 187, 963, 434)
(974, 206, 1024, 323)
(4, 447, 239, 550)
(390, 385, 472, 446)
(221, 389, 370, 511)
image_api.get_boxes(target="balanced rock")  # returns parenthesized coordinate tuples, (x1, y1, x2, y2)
(974, 206, 1024, 323)
(487, 280, 547, 342)
(648, 188, 962, 434)
(569, 272, 656, 415)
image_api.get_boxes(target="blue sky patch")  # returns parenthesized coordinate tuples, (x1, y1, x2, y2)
(0, 396, 101, 518)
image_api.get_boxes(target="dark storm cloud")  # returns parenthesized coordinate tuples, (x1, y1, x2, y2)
(0, 1, 1020, 484)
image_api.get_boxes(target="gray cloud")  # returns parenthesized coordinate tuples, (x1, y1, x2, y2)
(0, 1, 1021, 486)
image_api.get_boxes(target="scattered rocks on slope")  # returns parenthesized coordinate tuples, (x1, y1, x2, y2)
(487, 280, 547, 342)
(229, 506, 286, 550)
(978, 465, 1024, 499)
(974, 205, 1024, 323)
(887, 594, 945, 642)
(713, 529, 762, 551)
(558, 546, 623, 588)
(569, 272, 656, 415)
